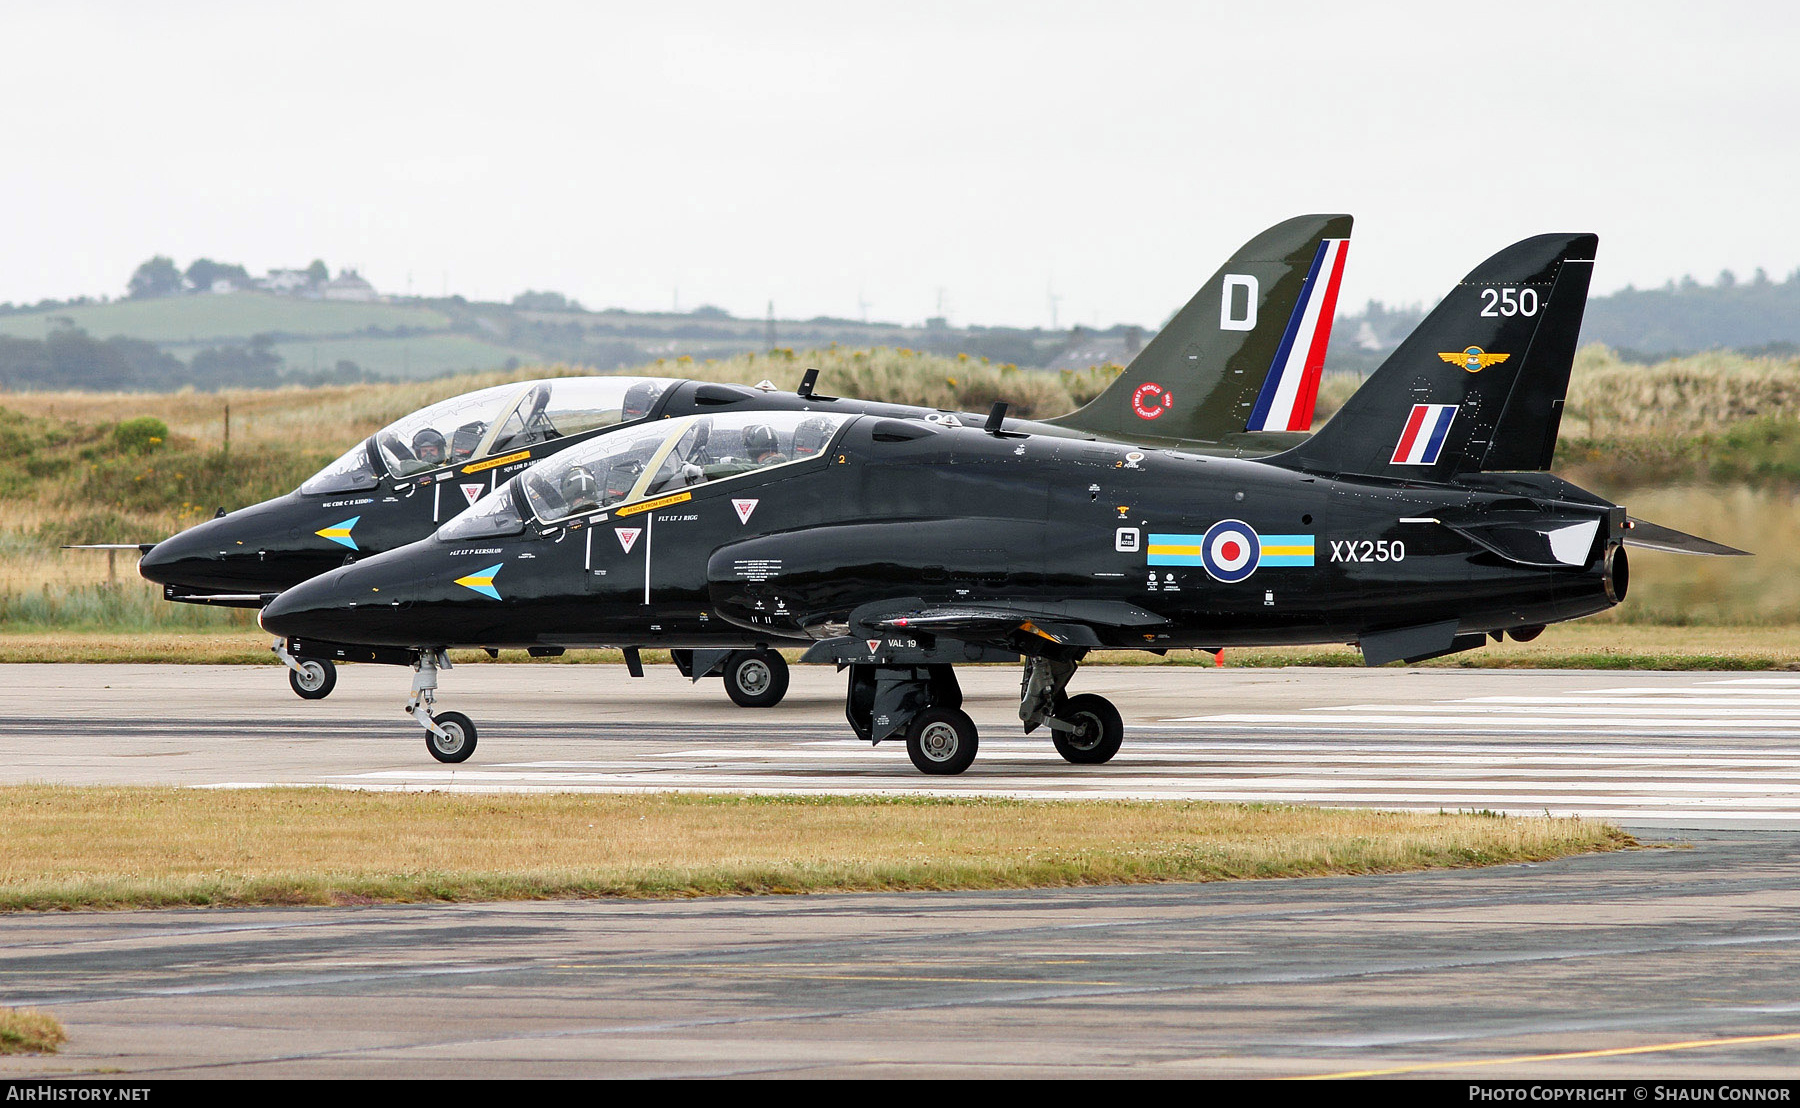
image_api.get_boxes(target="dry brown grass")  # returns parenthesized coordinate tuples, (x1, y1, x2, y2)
(0, 347, 1100, 457)
(0, 787, 1629, 910)
(1562, 346, 1800, 439)
(0, 1008, 66, 1054)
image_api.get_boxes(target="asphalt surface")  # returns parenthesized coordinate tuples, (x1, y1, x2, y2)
(3, 662, 1799, 1078)
(1, 828, 1797, 1078)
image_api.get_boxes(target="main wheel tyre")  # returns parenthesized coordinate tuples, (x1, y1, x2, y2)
(723, 650, 789, 708)
(288, 658, 337, 700)
(425, 711, 477, 763)
(1052, 693, 1124, 765)
(905, 707, 979, 776)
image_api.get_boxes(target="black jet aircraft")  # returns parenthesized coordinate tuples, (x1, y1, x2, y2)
(261, 230, 1744, 772)
(140, 213, 1352, 704)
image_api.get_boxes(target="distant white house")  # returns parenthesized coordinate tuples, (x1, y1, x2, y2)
(258, 269, 313, 294)
(208, 278, 238, 294)
(321, 270, 378, 302)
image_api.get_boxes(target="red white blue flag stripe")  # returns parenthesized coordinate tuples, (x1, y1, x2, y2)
(1245, 237, 1350, 432)
(1391, 403, 1458, 465)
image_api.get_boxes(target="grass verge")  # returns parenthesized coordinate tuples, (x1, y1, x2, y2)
(0, 1008, 66, 1054)
(0, 787, 1631, 912)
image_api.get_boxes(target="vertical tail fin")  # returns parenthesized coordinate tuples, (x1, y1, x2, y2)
(1273, 232, 1597, 480)
(1046, 214, 1352, 447)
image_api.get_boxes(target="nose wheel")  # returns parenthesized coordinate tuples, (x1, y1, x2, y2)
(288, 658, 337, 700)
(274, 639, 337, 700)
(424, 710, 477, 763)
(723, 649, 789, 708)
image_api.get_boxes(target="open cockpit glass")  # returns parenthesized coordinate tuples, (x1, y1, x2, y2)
(518, 423, 673, 525)
(437, 482, 525, 542)
(485, 377, 672, 455)
(517, 411, 854, 528)
(373, 377, 674, 480)
(300, 440, 380, 496)
(641, 412, 849, 498)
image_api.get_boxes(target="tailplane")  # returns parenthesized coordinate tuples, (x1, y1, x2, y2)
(1274, 232, 1597, 481)
(1047, 213, 1352, 449)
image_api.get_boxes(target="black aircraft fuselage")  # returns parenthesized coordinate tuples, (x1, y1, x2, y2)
(136, 377, 1116, 604)
(259, 414, 1622, 658)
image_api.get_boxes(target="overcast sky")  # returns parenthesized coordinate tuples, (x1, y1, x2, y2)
(4, 0, 1796, 328)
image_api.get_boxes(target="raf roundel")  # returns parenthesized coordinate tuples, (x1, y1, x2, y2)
(1200, 519, 1261, 583)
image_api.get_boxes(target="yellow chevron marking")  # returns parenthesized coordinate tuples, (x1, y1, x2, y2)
(461, 449, 532, 475)
(616, 491, 693, 517)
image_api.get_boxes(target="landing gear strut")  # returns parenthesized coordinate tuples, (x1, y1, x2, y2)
(274, 638, 336, 700)
(406, 650, 477, 763)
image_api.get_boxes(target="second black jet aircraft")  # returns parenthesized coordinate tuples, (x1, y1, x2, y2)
(262, 231, 1744, 771)
(149, 213, 1352, 705)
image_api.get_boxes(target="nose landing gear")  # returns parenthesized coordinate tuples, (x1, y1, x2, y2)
(406, 650, 477, 763)
(274, 638, 337, 700)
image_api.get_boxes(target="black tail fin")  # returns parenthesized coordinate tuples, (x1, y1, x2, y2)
(1046, 214, 1352, 448)
(1274, 232, 1596, 481)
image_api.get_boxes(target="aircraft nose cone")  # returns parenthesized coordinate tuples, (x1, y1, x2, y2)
(138, 525, 215, 586)
(257, 573, 347, 640)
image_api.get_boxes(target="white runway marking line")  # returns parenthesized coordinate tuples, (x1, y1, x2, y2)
(1166, 678, 1800, 730)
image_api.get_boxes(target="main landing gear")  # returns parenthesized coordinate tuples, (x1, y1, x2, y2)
(273, 638, 337, 699)
(671, 648, 792, 708)
(835, 654, 1122, 776)
(723, 649, 790, 708)
(406, 650, 477, 763)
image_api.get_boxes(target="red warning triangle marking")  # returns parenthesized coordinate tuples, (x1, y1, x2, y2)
(866, 639, 882, 655)
(615, 528, 642, 553)
(460, 483, 484, 506)
(733, 498, 759, 524)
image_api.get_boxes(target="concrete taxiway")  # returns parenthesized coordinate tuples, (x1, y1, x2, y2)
(1, 828, 1797, 1078)
(3, 663, 1800, 824)
(4, 662, 1800, 1078)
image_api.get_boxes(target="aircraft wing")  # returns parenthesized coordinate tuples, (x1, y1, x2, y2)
(800, 597, 1170, 663)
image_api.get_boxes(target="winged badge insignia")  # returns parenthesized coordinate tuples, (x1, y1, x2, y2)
(1439, 346, 1511, 373)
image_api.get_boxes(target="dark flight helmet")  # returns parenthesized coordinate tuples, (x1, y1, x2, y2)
(412, 428, 448, 466)
(742, 423, 778, 458)
(450, 421, 486, 461)
(792, 416, 835, 456)
(622, 380, 662, 420)
(561, 464, 600, 513)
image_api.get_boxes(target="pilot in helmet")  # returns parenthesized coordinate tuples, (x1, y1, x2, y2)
(561, 464, 600, 514)
(622, 380, 662, 421)
(743, 424, 787, 465)
(412, 428, 448, 468)
(791, 416, 834, 458)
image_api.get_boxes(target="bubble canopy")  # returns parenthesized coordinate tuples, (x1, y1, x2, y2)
(439, 410, 849, 540)
(298, 377, 674, 495)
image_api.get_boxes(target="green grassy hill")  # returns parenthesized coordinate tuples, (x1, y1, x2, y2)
(0, 293, 450, 344)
